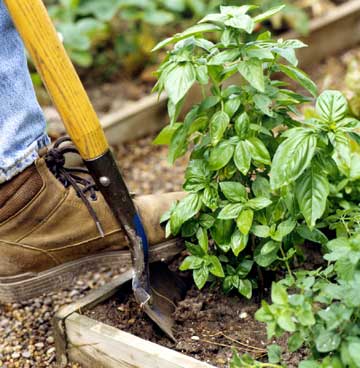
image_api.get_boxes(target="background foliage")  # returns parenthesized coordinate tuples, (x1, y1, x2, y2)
(44, 0, 310, 79)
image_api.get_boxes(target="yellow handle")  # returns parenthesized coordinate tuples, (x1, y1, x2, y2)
(4, 0, 109, 160)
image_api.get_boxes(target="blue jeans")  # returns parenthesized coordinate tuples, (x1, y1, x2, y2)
(0, 0, 50, 184)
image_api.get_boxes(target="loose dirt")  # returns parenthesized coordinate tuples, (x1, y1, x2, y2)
(85, 259, 308, 368)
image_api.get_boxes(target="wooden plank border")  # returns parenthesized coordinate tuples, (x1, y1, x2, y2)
(54, 267, 217, 368)
(65, 313, 216, 368)
(53, 238, 184, 367)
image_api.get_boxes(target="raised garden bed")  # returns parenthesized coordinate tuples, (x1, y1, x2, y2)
(54, 269, 217, 368)
(52, 2, 360, 367)
(54, 252, 316, 368)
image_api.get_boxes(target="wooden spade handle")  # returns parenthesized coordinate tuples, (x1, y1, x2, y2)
(4, 0, 109, 160)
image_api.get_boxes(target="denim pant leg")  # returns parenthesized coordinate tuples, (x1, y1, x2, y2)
(0, 0, 50, 184)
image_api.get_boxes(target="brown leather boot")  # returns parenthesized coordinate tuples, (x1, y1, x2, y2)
(0, 140, 184, 302)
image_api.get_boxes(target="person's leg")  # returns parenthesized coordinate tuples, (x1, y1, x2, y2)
(0, 1, 185, 302)
(0, 0, 50, 184)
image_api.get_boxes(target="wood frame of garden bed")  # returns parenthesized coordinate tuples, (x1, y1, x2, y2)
(54, 2, 360, 367)
(53, 268, 217, 368)
(100, 0, 360, 145)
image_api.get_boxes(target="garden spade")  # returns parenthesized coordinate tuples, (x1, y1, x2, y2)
(4, 0, 186, 341)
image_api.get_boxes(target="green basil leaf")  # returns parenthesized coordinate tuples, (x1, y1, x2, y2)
(253, 5, 285, 23)
(253, 94, 273, 117)
(220, 5, 257, 16)
(255, 249, 278, 267)
(295, 166, 329, 228)
(209, 49, 241, 65)
(168, 125, 188, 164)
(210, 111, 230, 145)
(170, 193, 202, 234)
(238, 279, 252, 299)
(208, 255, 225, 277)
(234, 140, 251, 175)
(180, 256, 203, 271)
(252, 225, 270, 238)
(185, 241, 205, 257)
(184, 159, 211, 192)
(245, 46, 275, 60)
(252, 176, 270, 198)
(199, 214, 215, 229)
(181, 220, 199, 237)
(272, 218, 297, 241)
(231, 229, 248, 256)
(348, 341, 360, 364)
(261, 240, 280, 256)
(203, 185, 219, 211)
(238, 59, 265, 92)
(152, 23, 220, 51)
(333, 131, 351, 175)
(246, 197, 272, 210)
(210, 218, 234, 246)
(270, 130, 317, 190)
(316, 90, 348, 123)
(278, 64, 317, 97)
(196, 227, 208, 253)
(165, 62, 196, 104)
(236, 209, 254, 235)
(193, 266, 209, 289)
(208, 140, 234, 170)
(297, 307, 315, 327)
(220, 181, 247, 202)
(153, 123, 182, 145)
(277, 310, 296, 332)
(224, 14, 254, 34)
(235, 112, 250, 139)
(224, 97, 241, 118)
(218, 203, 243, 219)
(296, 225, 328, 245)
(246, 137, 271, 165)
(236, 259, 253, 277)
(196, 64, 208, 85)
(288, 332, 305, 352)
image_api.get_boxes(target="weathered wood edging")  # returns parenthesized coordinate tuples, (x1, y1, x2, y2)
(53, 269, 216, 368)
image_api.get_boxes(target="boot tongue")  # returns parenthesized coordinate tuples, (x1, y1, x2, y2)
(44, 136, 105, 238)
(0, 165, 43, 222)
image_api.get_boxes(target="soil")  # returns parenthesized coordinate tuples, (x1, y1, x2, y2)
(85, 257, 308, 368)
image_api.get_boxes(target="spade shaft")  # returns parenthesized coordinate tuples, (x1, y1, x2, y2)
(4, 0, 176, 339)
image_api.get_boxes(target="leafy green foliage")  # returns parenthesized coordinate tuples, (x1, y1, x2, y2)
(154, 3, 360, 367)
(44, 0, 311, 77)
(155, 3, 360, 294)
(256, 234, 360, 367)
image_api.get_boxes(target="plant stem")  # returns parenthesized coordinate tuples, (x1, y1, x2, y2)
(280, 245, 294, 281)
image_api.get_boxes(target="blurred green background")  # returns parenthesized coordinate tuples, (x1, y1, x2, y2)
(43, 0, 314, 81)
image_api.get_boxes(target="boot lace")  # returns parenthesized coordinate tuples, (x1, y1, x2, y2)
(44, 137, 105, 237)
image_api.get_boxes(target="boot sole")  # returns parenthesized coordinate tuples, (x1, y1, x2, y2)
(0, 239, 183, 303)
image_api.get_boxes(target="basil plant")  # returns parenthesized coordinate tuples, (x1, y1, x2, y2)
(153, 5, 360, 298)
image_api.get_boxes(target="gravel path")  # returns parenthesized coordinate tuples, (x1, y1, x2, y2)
(0, 134, 187, 368)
